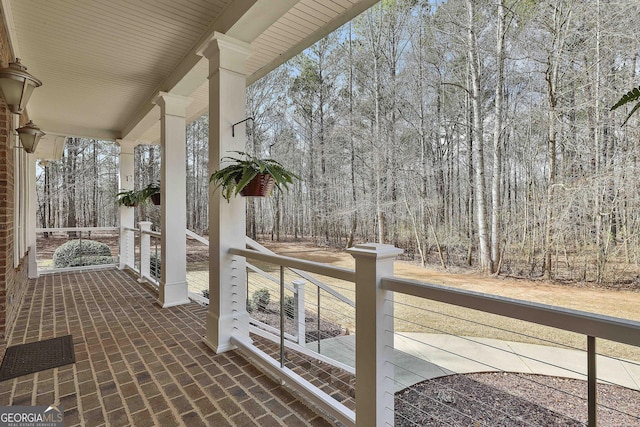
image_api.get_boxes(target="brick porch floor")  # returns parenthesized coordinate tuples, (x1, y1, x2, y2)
(0, 269, 333, 426)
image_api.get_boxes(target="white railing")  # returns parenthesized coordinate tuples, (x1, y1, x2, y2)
(121, 222, 161, 285)
(226, 243, 640, 427)
(245, 238, 356, 306)
(38, 226, 640, 425)
(242, 238, 356, 355)
(230, 245, 358, 426)
(35, 227, 119, 274)
(235, 246, 356, 350)
(188, 233, 356, 354)
(384, 276, 640, 427)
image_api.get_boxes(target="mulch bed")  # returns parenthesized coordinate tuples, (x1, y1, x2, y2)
(250, 302, 348, 343)
(395, 372, 640, 426)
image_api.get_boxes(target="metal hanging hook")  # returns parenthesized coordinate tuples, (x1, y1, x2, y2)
(231, 117, 254, 137)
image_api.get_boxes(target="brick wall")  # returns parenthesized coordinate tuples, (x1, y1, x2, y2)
(0, 9, 30, 341)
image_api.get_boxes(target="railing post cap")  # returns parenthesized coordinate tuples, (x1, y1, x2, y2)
(347, 243, 403, 260)
(138, 221, 153, 230)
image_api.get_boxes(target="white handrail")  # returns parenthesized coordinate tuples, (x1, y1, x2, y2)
(382, 276, 640, 347)
(184, 232, 356, 306)
(37, 226, 119, 232)
(230, 248, 356, 283)
(186, 229, 209, 245)
(247, 263, 295, 292)
(141, 229, 161, 238)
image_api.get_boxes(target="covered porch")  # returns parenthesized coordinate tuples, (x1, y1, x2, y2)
(3, 1, 640, 426)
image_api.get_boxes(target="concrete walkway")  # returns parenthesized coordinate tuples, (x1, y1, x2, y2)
(309, 333, 640, 392)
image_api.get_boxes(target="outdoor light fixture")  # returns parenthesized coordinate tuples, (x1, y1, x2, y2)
(0, 58, 42, 114)
(0, 58, 45, 153)
(16, 120, 44, 153)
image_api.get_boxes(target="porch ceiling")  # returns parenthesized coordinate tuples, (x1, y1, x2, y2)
(0, 0, 378, 158)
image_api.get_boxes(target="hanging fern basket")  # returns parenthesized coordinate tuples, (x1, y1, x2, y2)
(210, 152, 299, 202)
(239, 173, 276, 197)
(150, 193, 161, 205)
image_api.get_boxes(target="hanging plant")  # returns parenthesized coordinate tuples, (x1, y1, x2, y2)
(116, 182, 160, 207)
(116, 189, 142, 207)
(209, 151, 299, 202)
(142, 182, 161, 205)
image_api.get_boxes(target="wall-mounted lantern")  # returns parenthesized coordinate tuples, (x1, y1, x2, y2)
(0, 58, 42, 114)
(16, 120, 44, 153)
(0, 58, 45, 153)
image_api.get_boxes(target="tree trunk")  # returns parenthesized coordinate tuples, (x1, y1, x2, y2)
(490, 0, 506, 273)
(466, 0, 492, 273)
(543, 2, 571, 279)
(346, 23, 358, 249)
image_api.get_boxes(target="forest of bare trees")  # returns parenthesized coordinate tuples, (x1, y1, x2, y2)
(37, 0, 640, 284)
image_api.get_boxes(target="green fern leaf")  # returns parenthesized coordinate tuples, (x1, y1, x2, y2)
(611, 86, 640, 111)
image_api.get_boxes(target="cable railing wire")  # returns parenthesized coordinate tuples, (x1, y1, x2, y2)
(390, 306, 640, 392)
(394, 298, 586, 353)
(391, 320, 590, 382)
(251, 328, 355, 393)
(390, 304, 589, 375)
(393, 390, 496, 427)
(388, 328, 592, 402)
(230, 237, 640, 425)
(393, 297, 640, 387)
(246, 268, 358, 396)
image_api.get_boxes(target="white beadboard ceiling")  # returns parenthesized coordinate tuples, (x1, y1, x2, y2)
(1, 0, 378, 157)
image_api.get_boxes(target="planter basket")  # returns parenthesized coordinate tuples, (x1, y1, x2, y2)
(150, 193, 161, 205)
(240, 173, 275, 197)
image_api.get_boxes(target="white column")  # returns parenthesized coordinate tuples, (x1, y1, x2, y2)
(199, 33, 251, 353)
(117, 140, 136, 269)
(27, 156, 38, 278)
(347, 243, 403, 427)
(154, 92, 191, 308)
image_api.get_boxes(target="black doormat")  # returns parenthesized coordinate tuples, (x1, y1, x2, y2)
(0, 335, 75, 381)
